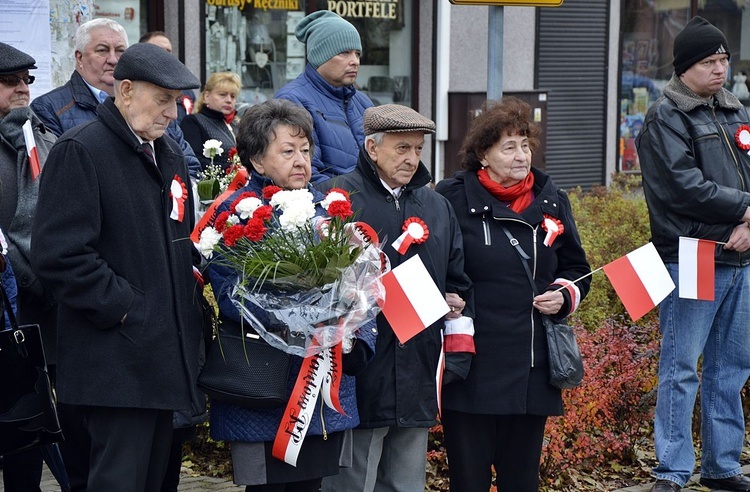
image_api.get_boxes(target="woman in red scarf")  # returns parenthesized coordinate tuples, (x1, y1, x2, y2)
(435, 96, 591, 492)
(181, 71, 240, 172)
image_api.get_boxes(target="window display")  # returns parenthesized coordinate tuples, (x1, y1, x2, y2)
(619, 0, 747, 172)
(204, 1, 414, 110)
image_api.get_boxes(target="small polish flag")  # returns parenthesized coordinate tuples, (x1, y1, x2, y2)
(602, 242, 675, 321)
(22, 120, 41, 180)
(678, 237, 715, 301)
(379, 255, 450, 344)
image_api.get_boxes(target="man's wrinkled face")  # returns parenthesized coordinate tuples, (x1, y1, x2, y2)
(116, 80, 179, 141)
(0, 70, 32, 118)
(75, 27, 127, 94)
(366, 131, 425, 189)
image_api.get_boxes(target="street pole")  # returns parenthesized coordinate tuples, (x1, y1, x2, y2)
(487, 5, 504, 100)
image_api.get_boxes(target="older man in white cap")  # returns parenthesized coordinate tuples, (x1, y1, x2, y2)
(275, 10, 373, 183)
(0, 41, 58, 492)
(318, 104, 473, 492)
(31, 42, 205, 492)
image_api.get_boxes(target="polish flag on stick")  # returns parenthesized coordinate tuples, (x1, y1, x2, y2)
(602, 242, 675, 321)
(22, 120, 41, 180)
(678, 237, 716, 301)
(379, 255, 450, 344)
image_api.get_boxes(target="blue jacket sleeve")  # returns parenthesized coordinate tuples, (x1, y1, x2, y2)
(167, 121, 202, 180)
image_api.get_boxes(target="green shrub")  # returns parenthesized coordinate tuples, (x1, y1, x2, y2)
(567, 173, 653, 330)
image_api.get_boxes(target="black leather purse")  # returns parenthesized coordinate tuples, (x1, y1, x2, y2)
(0, 283, 63, 455)
(198, 326, 291, 409)
(500, 226, 584, 390)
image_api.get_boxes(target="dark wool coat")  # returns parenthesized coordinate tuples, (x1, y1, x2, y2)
(180, 106, 237, 172)
(31, 98, 205, 413)
(275, 64, 373, 184)
(318, 149, 472, 429)
(436, 169, 590, 416)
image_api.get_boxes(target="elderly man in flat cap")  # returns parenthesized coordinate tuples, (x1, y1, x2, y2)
(30, 18, 201, 179)
(0, 41, 58, 492)
(275, 10, 373, 183)
(318, 104, 474, 492)
(31, 42, 205, 492)
(637, 17, 750, 492)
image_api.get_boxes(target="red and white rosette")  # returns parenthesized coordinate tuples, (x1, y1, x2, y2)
(541, 214, 564, 247)
(736, 125, 750, 151)
(391, 217, 429, 255)
(170, 175, 188, 222)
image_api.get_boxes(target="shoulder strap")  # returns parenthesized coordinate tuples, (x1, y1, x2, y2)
(0, 280, 19, 332)
(500, 225, 538, 296)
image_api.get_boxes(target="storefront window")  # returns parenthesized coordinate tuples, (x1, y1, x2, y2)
(618, 0, 746, 172)
(93, 0, 149, 46)
(204, 1, 413, 109)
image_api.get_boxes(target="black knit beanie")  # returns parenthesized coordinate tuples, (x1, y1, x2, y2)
(673, 16, 730, 76)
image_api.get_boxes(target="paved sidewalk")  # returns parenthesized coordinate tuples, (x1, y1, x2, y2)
(613, 464, 750, 491)
(0, 463, 244, 492)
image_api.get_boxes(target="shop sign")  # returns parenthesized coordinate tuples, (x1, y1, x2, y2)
(327, 0, 398, 20)
(449, 0, 563, 5)
(204, 0, 300, 11)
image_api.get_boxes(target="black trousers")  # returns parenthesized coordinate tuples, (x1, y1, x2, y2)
(442, 409, 547, 492)
(245, 478, 322, 492)
(84, 406, 173, 492)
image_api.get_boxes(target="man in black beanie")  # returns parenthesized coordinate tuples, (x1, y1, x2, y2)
(31, 43, 205, 492)
(637, 16, 750, 492)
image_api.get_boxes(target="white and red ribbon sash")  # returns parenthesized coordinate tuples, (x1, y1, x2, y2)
(436, 333, 445, 418)
(191, 168, 249, 243)
(391, 217, 429, 255)
(553, 277, 581, 313)
(170, 175, 188, 222)
(272, 343, 345, 466)
(443, 316, 476, 354)
(22, 120, 41, 180)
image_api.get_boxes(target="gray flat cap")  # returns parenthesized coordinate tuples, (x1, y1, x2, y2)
(0, 42, 37, 75)
(364, 104, 436, 135)
(114, 43, 199, 90)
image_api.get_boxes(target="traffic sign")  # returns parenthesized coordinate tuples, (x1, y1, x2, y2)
(449, 0, 563, 6)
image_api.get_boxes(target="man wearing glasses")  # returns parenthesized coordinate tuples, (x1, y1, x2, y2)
(0, 42, 57, 492)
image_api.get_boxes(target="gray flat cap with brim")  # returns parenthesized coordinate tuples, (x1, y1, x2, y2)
(0, 42, 37, 75)
(114, 43, 199, 90)
(364, 104, 436, 135)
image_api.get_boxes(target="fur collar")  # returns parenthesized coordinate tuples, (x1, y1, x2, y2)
(663, 73, 744, 112)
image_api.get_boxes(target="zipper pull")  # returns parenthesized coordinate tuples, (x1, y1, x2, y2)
(320, 403, 327, 440)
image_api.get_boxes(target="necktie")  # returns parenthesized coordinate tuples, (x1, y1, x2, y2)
(141, 142, 156, 166)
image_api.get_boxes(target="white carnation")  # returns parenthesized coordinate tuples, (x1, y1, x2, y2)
(197, 227, 222, 258)
(234, 196, 263, 220)
(202, 139, 224, 159)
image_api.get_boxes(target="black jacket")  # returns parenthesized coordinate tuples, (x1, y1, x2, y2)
(31, 99, 204, 413)
(436, 169, 590, 416)
(317, 148, 472, 428)
(636, 75, 750, 265)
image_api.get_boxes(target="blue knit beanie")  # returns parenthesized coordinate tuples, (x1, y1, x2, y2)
(295, 11, 362, 69)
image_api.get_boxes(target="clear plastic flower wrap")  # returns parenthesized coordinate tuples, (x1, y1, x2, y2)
(230, 242, 387, 357)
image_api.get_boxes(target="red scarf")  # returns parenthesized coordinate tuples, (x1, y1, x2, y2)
(477, 168, 535, 213)
(224, 110, 236, 125)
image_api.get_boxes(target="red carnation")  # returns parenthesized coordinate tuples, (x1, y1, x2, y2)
(328, 200, 353, 219)
(262, 185, 282, 200)
(228, 147, 238, 160)
(327, 188, 350, 200)
(252, 205, 273, 222)
(214, 211, 231, 232)
(223, 224, 245, 247)
(229, 191, 257, 214)
(244, 218, 267, 242)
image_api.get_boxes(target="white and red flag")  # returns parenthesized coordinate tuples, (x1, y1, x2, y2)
(678, 237, 716, 301)
(602, 242, 675, 321)
(379, 255, 450, 344)
(22, 120, 41, 180)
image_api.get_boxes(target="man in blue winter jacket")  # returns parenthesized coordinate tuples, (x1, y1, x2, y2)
(275, 10, 373, 183)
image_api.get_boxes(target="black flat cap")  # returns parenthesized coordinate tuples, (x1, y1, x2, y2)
(114, 43, 199, 90)
(0, 42, 37, 75)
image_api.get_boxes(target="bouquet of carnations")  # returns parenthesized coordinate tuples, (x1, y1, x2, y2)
(197, 185, 386, 357)
(196, 140, 244, 209)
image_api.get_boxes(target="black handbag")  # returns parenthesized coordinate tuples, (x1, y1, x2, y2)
(197, 326, 291, 409)
(500, 226, 584, 389)
(0, 284, 63, 455)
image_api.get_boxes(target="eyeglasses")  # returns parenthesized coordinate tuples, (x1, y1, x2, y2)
(0, 75, 35, 87)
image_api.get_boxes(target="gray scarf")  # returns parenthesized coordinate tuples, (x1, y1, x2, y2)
(0, 106, 55, 296)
